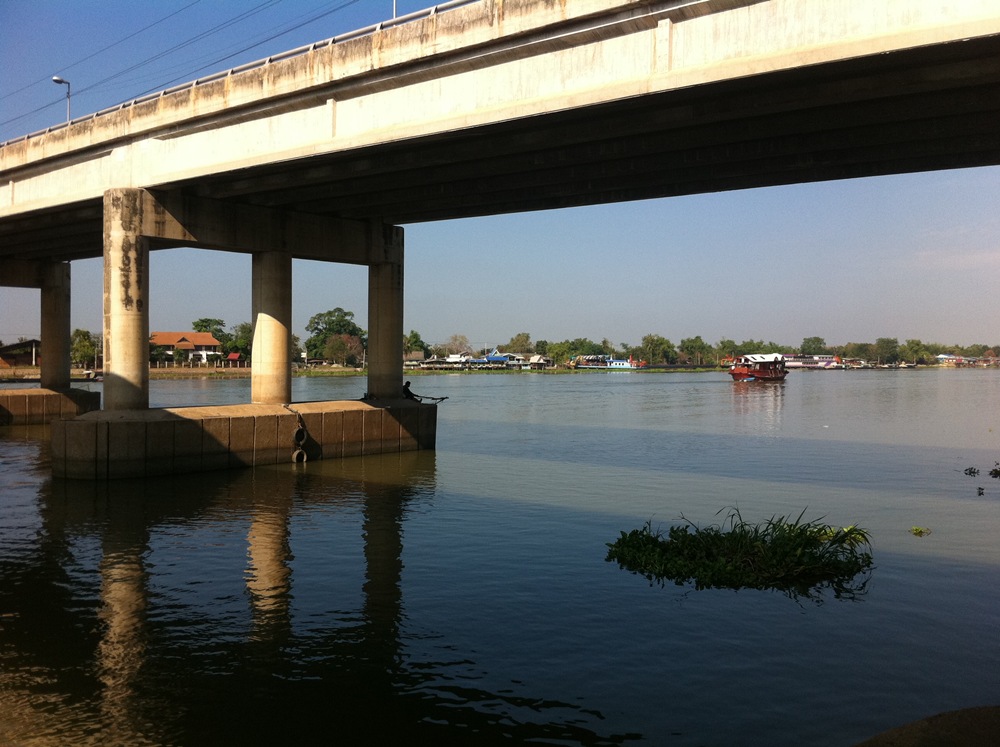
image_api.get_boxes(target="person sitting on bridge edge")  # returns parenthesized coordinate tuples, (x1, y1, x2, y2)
(403, 381, 422, 402)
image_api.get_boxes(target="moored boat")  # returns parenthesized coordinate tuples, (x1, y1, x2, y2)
(783, 354, 845, 369)
(729, 353, 787, 381)
(568, 354, 647, 370)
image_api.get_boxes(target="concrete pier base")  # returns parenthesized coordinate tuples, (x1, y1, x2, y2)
(50, 399, 436, 480)
(0, 388, 102, 425)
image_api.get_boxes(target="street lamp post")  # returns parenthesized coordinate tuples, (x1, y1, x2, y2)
(52, 76, 71, 123)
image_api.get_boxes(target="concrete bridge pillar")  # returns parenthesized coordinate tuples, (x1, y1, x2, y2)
(103, 189, 149, 411)
(40, 261, 72, 391)
(367, 226, 404, 400)
(251, 251, 292, 405)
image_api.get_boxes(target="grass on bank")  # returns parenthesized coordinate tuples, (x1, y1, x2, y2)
(606, 507, 873, 600)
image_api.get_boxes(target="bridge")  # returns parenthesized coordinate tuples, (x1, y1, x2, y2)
(2, 0, 999, 475)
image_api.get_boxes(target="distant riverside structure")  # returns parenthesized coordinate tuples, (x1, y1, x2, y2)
(0, 339, 41, 368)
(2, 0, 999, 474)
(419, 349, 553, 370)
(149, 332, 222, 364)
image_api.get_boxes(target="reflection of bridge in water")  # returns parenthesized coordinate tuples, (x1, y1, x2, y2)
(0, 442, 628, 745)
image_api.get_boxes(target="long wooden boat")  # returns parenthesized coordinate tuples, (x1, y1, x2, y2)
(729, 353, 788, 381)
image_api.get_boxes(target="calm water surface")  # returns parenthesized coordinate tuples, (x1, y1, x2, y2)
(1, 370, 999, 745)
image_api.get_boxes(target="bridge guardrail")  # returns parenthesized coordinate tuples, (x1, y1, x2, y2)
(1, 0, 479, 148)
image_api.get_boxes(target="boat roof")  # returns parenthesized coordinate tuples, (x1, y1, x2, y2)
(738, 353, 785, 362)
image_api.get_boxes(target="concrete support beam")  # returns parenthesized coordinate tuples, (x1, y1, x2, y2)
(0, 258, 47, 287)
(367, 224, 404, 400)
(141, 190, 379, 264)
(251, 251, 292, 405)
(103, 189, 149, 411)
(40, 261, 71, 390)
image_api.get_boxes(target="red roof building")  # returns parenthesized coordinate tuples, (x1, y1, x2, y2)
(150, 332, 222, 362)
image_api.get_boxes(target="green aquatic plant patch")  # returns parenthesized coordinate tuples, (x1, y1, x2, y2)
(606, 508, 873, 600)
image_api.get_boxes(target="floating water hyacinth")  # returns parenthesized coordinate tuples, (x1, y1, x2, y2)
(606, 507, 873, 601)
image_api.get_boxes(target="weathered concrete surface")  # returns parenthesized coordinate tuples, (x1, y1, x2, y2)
(855, 705, 1000, 746)
(3, 0, 999, 252)
(102, 189, 149, 411)
(0, 388, 101, 425)
(50, 399, 436, 480)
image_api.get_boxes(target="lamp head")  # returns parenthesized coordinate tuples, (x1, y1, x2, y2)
(52, 76, 69, 85)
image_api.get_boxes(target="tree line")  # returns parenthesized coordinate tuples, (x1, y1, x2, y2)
(429, 332, 998, 367)
(58, 310, 999, 368)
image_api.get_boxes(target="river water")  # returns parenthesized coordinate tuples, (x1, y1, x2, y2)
(1, 369, 999, 746)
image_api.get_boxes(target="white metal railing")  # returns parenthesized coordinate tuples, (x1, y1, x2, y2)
(1, 0, 479, 148)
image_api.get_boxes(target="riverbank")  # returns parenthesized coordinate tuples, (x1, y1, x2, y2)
(2, 364, 726, 383)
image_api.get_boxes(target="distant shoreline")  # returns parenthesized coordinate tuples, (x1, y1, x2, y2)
(1, 364, 727, 383)
(4, 363, 961, 385)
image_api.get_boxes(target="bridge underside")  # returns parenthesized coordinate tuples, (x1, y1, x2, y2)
(2, 33, 999, 263)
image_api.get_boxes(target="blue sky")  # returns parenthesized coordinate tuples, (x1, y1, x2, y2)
(2, 0, 999, 351)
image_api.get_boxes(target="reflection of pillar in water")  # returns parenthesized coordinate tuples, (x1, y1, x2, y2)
(246, 504, 292, 638)
(97, 545, 147, 738)
(362, 474, 406, 669)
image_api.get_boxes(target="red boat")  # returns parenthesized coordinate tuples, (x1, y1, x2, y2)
(728, 353, 788, 381)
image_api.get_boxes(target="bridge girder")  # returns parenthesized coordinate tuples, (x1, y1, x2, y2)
(1, 31, 999, 261)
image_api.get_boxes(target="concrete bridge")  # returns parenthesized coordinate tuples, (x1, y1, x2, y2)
(2, 0, 999, 475)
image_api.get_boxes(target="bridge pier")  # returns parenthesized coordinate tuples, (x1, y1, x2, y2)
(103, 189, 150, 411)
(40, 261, 72, 391)
(40, 188, 423, 478)
(0, 259, 100, 424)
(367, 226, 404, 401)
(251, 251, 292, 405)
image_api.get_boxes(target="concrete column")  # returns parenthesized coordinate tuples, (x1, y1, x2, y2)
(40, 261, 71, 390)
(103, 189, 149, 410)
(251, 251, 292, 404)
(367, 226, 404, 399)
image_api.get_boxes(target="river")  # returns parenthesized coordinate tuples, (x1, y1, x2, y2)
(1, 369, 999, 746)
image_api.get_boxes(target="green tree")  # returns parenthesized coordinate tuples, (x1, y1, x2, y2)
(544, 340, 572, 365)
(962, 343, 990, 358)
(800, 336, 828, 355)
(535, 340, 549, 356)
(305, 308, 365, 360)
(638, 334, 677, 365)
(898, 339, 929, 365)
(404, 330, 430, 357)
(679, 335, 712, 365)
(504, 332, 534, 353)
(542, 338, 604, 365)
(228, 322, 253, 358)
(715, 338, 738, 360)
(150, 344, 169, 365)
(738, 339, 788, 355)
(874, 337, 900, 365)
(192, 317, 230, 346)
(843, 341, 876, 362)
(70, 329, 97, 367)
